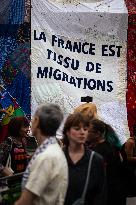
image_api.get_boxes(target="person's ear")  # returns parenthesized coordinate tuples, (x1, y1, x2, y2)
(33, 116, 40, 128)
(66, 130, 70, 137)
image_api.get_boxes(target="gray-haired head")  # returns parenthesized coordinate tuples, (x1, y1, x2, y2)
(34, 103, 63, 136)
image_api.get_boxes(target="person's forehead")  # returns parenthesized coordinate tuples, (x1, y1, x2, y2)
(72, 122, 88, 127)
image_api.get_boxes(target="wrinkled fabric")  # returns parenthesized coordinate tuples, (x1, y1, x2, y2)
(0, 0, 12, 24)
(31, 0, 129, 144)
(8, 0, 25, 24)
(0, 36, 18, 69)
(7, 72, 30, 115)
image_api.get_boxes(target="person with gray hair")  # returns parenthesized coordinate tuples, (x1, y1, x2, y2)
(15, 103, 68, 205)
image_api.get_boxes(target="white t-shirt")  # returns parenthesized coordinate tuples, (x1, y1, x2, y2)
(25, 143, 68, 205)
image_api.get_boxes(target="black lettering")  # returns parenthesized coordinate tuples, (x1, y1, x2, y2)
(76, 78, 83, 88)
(69, 76, 76, 87)
(96, 63, 101, 73)
(87, 79, 96, 90)
(52, 35, 57, 46)
(71, 59, 79, 70)
(57, 55, 63, 65)
(34, 30, 39, 40)
(47, 49, 53, 59)
(39, 32, 46, 42)
(83, 78, 88, 89)
(63, 57, 71, 68)
(48, 67, 53, 78)
(82, 42, 89, 54)
(109, 45, 115, 56)
(53, 69, 61, 80)
(53, 52, 57, 61)
(116, 46, 122, 57)
(102, 45, 108, 56)
(89, 43, 95, 55)
(97, 80, 105, 91)
(58, 38, 65, 48)
(107, 81, 113, 92)
(73, 42, 81, 53)
(37, 67, 48, 78)
(62, 72, 68, 82)
(65, 40, 72, 51)
(86, 62, 94, 72)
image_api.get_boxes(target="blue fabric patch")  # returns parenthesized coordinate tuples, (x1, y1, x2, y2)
(8, 0, 25, 24)
(6, 72, 30, 115)
(10, 42, 30, 79)
(0, 90, 14, 109)
(0, 36, 18, 69)
(0, 0, 12, 24)
(0, 24, 19, 36)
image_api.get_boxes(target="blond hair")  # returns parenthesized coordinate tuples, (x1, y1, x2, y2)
(74, 103, 98, 120)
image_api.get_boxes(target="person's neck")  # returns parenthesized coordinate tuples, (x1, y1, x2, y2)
(68, 143, 85, 163)
(68, 143, 84, 154)
(36, 133, 48, 146)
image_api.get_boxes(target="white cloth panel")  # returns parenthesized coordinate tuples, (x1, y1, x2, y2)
(31, 0, 129, 144)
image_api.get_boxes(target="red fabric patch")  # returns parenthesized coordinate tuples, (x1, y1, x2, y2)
(125, 0, 136, 136)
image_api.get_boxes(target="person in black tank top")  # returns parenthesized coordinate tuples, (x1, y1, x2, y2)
(0, 116, 30, 174)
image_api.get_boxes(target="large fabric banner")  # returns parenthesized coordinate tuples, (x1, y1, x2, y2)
(31, 0, 129, 144)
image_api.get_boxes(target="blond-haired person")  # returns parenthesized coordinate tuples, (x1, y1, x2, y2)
(74, 102, 122, 149)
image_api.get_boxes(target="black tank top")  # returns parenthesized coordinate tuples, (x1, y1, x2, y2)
(10, 142, 28, 173)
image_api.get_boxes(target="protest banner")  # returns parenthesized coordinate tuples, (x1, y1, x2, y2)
(31, 0, 129, 143)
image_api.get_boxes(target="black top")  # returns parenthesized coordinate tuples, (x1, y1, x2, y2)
(0, 137, 30, 174)
(0, 136, 37, 177)
(10, 141, 28, 173)
(121, 143, 136, 197)
(93, 141, 122, 182)
(64, 148, 106, 205)
(92, 141, 126, 205)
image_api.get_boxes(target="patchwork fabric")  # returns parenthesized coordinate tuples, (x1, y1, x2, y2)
(0, 36, 18, 69)
(6, 72, 30, 115)
(17, 23, 30, 43)
(1, 60, 19, 85)
(0, 0, 12, 24)
(0, 1, 31, 144)
(9, 42, 30, 79)
(8, 0, 25, 24)
(125, 0, 136, 136)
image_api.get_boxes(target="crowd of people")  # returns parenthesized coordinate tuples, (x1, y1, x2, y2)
(0, 102, 136, 205)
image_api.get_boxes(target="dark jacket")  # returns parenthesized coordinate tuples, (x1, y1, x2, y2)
(64, 147, 107, 205)
(92, 141, 126, 205)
